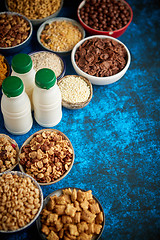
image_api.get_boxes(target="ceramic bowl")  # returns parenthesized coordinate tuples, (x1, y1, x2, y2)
(0, 171, 43, 233)
(71, 35, 131, 85)
(0, 134, 19, 173)
(36, 187, 105, 240)
(29, 51, 66, 81)
(37, 17, 85, 56)
(0, 12, 32, 54)
(58, 75, 93, 109)
(77, 0, 133, 38)
(5, 0, 64, 26)
(18, 129, 75, 186)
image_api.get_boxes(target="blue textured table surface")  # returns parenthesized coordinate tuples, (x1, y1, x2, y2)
(0, 0, 160, 239)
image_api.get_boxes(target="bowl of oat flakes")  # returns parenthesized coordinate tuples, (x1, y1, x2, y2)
(18, 129, 75, 185)
(0, 171, 43, 233)
(36, 187, 105, 240)
(37, 17, 85, 55)
(29, 51, 66, 81)
(0, 134, 19, 173)
(5, 0, 64, 26)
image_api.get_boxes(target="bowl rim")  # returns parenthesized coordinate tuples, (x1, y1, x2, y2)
(0, 11, 33, 50)
(0, 134, 19, 173)
(5, 0, 64, 24)
(77, 0, 133, 35)
(18, 129, 75, 186)
(37, 17, 86, 54)
(36, 187, 105, 240)
(58, 74, 93, 109)
(0, 170, 43, 233)
(29, 50, 66, 81)
(71, 35, 131, 80)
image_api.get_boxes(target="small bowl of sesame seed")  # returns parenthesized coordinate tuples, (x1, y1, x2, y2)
(57, 75, 93, 109)
(29, 51, 66, 81)
(37, 17, 85, 55)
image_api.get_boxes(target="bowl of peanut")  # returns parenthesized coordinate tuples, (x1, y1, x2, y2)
(0, 171, 43, 233)
(0, 134, 19, 173)
(0, 12, 32, 54)
(36, 187, 105, 240)
(5, 0, 64, 26)
(18, 129, 75, 185)
(37, 17, 85, 55)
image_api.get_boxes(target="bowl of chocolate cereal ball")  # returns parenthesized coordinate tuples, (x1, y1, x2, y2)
(29, 51, 66, 81)
(77, 0, 133, 38)
(5, 0, 64, 26)
(71, 35, 131, 85)
(36, 187, 105, 240)
(0, 171, 43, 233)
(18, 129, 75, 186)
(37, 17, 85, 55)
(58, 75, 93, 109)
(0, 12, 32, 54)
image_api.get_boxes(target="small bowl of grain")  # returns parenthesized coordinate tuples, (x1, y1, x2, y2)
(0, 134, 19, 173)
(0, 54, 10, 87)
(5, 0, 64, 26)
(37, 17, 85, 55)
(29, 51, 66, 81)
(58, 75, 93, 109)
(18, 129, 75, 186)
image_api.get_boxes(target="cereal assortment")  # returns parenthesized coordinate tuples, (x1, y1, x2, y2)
(79, 0, 131, 31)
(40, 20, 83, 52)
(0, 172, 42, 231)
(75, 37, 127, 77)
(0, 136, 18, 173)
(0, 55, 8, 86)
(7, 0, 62, 20)
(19, 130, 74, 184)
(40, 188, 104, 240)
(30, 51, 64, 79)
(0, 13, 31, 48)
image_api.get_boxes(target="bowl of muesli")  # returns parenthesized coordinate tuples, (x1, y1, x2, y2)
(18, 129, 75, 185)
(37, 17, 85, 55)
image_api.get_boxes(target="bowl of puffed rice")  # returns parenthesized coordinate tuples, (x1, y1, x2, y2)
(37, 17, 85, 55)
(5, 0, 64, 26)
(0, 171, 43, 233)
(18, 129, 75, 186)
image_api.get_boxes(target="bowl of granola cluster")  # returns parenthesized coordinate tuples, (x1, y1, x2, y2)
(0, 171, 43, 233)
(5, 0, 64, 26)
(71, 35, 131, 85)
(36, 187, 105, 240)
(0, 134, 19, 173)
(37, 17, 85, 55)
(0, 12, 32, 54)
(18, 129, 75, 185)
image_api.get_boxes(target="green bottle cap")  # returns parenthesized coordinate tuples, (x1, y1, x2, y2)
(35, 68, 56, 90)
(11, 53, 32, 74)
(2, 76, 24, 98)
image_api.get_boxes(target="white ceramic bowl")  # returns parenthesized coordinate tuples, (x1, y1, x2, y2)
(37, 17, 85, 55)
(0, 171, 43, 233)
(71, 35, 131, 85)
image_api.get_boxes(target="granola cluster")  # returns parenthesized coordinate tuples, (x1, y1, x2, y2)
(0, 137, 17, 173)
(19, 131, 73, 183)
(41, 188, 104, 240)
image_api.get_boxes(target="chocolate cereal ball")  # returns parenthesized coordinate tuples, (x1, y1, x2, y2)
(79, 0, 131, 31)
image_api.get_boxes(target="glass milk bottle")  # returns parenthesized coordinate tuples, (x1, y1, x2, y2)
(11, 53, 35, 110)
(1, 76, 33, 135)
(32, 68, 62, 127)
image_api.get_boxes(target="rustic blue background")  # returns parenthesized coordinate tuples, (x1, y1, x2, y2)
(0, 0, 160, 239)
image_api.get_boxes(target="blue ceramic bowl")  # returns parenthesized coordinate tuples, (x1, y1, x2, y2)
(0, 12, 33, 54)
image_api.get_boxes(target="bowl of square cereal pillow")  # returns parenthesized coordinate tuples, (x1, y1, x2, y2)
(5, 0, 64, 26)
(71, 35, 131, 85)
(36, 187, 105, 240)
